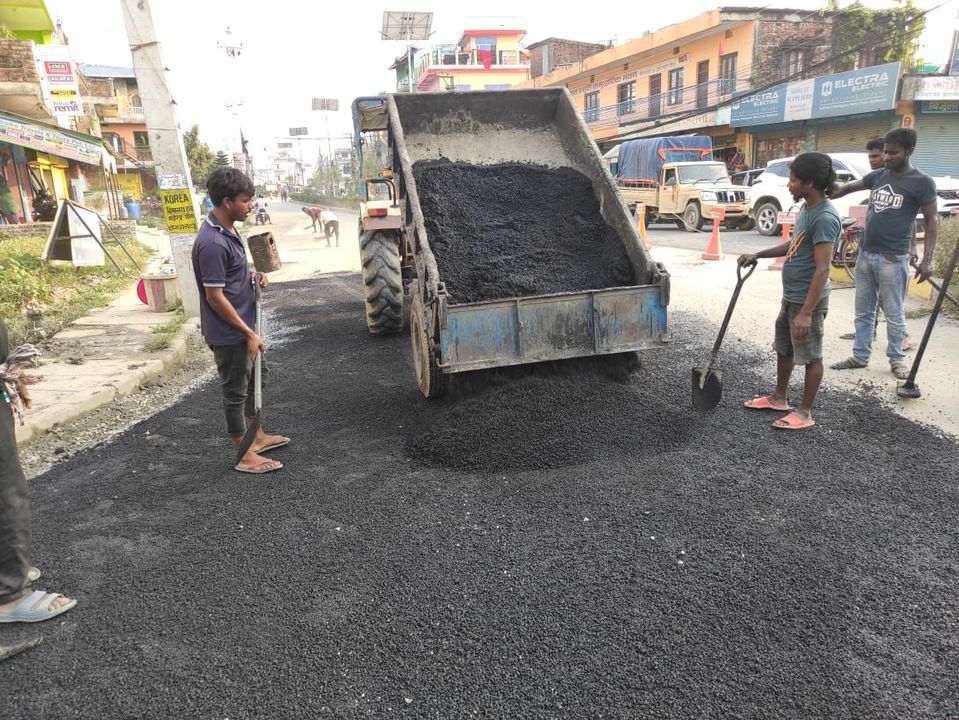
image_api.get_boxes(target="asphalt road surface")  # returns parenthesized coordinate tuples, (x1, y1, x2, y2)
(2, 275, 957, 719)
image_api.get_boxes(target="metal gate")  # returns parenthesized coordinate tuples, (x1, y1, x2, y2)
(816, 118, 892, 153)
(912, 114, 959, 177)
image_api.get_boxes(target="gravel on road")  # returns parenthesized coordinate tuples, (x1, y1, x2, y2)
(2, 274, 956, 719)
(413, 160, 634, 304)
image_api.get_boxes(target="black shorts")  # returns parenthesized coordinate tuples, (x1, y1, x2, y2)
(774, 297, 828, 365)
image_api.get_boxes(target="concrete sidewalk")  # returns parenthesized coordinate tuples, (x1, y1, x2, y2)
(13, 226, 201, 447)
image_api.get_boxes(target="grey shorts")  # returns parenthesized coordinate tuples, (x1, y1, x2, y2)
(774, 297, 828, 366)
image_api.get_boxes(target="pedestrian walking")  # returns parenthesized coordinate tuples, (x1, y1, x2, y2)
(193, 167, 289, 474)
(739, 152, 842, 430)
(301, 205, 322, 233)
(320, 208, 340, 246)
(0, 320, 77, 623)
(837, 138, 915, 351)
(829, 128, 939, 379)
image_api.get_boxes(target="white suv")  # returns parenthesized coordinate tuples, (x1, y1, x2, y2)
(749, 153, 873, 236)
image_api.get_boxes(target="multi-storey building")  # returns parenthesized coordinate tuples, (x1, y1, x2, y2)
(519, 7, 834, 167)
(0, 3, 119, 224)
(80, 64, 155, 200)
(411, 21, 530, 92)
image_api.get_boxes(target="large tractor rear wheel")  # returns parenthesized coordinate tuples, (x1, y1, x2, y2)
(360, 230, 404, 335)
(410, 290, 448, 399)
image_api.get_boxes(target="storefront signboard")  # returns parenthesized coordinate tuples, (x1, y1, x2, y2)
(922, 100, 959, 113)
(731, 62, 900, 127)
(0, 112, 101, 165)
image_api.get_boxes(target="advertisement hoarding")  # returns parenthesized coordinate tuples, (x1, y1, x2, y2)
(34, 45, 83, 116)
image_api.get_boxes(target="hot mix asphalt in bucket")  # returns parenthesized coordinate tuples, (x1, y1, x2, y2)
(2, 277, 957, 719)
(412, 160, 635, 304)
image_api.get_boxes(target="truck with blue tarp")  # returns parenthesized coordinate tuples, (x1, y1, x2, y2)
(614, 135, 752, 231)
(351, 88, 671, 398)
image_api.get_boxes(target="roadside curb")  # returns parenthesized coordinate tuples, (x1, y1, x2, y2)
(15, 318, 201, 448)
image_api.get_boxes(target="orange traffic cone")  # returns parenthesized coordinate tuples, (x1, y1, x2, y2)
(769, 221, 791, 271)
(701, 215, 723, 261)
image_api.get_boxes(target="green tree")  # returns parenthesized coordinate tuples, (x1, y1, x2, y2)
(214, 150, 230, 168)
(825, 0, 927, 72)
(182, 124, 216, 187)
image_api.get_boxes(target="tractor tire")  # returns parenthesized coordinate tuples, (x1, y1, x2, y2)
(360, 230, 404, 335)
(410, 290, 448, 399)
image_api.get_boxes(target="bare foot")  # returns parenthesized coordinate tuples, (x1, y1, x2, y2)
(251, 430, 289, 453)
(236, 450, 283, 473)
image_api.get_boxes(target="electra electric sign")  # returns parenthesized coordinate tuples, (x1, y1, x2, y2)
(731, 62, 901, 127)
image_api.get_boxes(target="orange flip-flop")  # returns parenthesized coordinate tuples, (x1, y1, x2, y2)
(744, 396, 790, 411)
(772, 412, 815, 430)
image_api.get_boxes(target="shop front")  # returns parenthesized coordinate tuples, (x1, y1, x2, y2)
(0, 109, 116, 223)
(901, 75, 959, 177)
(815, 114, 894, 153)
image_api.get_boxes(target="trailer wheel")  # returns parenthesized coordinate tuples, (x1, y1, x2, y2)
(410, 291, 448, 399)
(360, 230, 404, 335)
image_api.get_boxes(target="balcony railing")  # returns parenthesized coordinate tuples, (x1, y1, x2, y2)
(128, 105, 144, 116)
(415, 45, 529, 85)
(583, 77, 751, 129)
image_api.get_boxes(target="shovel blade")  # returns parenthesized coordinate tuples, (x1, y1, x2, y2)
(897, 381, 921, 399)
(692, 367, 723, 410)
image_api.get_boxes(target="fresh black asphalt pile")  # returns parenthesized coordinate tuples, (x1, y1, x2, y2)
(413, 160, 634, 303)
(408, 360, 692, 471)
(2, 276, 957, 719)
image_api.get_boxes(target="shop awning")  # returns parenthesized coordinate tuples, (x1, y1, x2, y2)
(0, 109, 103, 165)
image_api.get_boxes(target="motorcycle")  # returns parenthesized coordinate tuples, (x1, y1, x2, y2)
(255, 206, 271, 225)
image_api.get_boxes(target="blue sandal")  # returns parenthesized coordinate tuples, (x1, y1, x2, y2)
(0, 590, 77, 623)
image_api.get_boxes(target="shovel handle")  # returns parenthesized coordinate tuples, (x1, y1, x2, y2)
(253, 283, 262, 414)
(706, 260, 757, 364)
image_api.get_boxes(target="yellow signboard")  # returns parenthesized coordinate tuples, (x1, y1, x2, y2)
(116, 173, 143, 199)
(160, 189, 198, 234)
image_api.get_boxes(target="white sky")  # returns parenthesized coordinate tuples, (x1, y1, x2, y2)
(45, 0, 959, 169)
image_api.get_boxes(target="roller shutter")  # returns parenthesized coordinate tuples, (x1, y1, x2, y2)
(816, 118, 891, 153)
(911, 114, 959, 177)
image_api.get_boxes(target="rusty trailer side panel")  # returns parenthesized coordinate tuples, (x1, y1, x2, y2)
(440, 286, 667, 372)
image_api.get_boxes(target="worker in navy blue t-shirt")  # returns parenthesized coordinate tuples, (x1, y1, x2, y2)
(192, 167, 289, 474)
(829, 128, 939, 380)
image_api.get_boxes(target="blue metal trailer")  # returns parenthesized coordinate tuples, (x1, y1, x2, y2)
(352, 89, 670, 398)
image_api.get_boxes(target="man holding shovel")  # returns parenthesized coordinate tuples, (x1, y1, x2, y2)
(193, 167, 289, 474)
(738, 152, 842, 430)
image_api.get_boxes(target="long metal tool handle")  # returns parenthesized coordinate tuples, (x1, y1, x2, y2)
(706, 260, 757, 368)
(253, 283, 262, 413)
(904, 240, 959, 387)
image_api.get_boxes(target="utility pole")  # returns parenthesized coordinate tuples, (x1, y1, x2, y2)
(119, 0, 201, 317)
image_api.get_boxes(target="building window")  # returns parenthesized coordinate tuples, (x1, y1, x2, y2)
(133, 131, 149, 147)
(474, 36, 498, 67)
(781, 49, 806, 79)
(617, 81, 635, 116)
(584, 91, 600, 122)
(719, 52, 737, 95)
(668, 68, 684, 106)
(648, 74, 662, 117)
(102, 132, 125, 154)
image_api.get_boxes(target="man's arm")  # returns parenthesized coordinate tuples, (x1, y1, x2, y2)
(916, 200, 939, 282)
(204, 286, 264, 358)
(737, 239, 791, 267)
(829, 179, 867, 200)
(792, 242, 833, 340)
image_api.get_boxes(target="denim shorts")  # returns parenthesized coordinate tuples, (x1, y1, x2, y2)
(774, 297, 828, 365)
